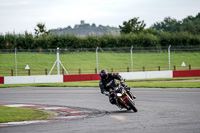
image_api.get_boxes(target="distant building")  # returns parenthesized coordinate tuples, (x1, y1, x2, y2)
(81, 20, 85, 25)
(74, 20, 90, 28)
(50, 20, 120, 37)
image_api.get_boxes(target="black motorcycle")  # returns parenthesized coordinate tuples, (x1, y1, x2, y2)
(110, 82, 138, 112)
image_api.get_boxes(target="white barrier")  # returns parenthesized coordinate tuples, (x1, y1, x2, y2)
(4, 75, 63, 84)
(3, 70, 173, 84)
(119, 70, 173, 80)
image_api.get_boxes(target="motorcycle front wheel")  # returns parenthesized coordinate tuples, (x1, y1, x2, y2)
(124, 97, 138, 112)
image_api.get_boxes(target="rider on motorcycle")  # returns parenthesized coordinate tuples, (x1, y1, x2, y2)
(99, 69, 136, 106)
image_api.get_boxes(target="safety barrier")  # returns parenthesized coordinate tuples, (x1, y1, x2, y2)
(0, 70, 199, 84)
(0, 77, 4, 84)
(3, 75, 63, 84)
(63, 74, 100, 82)
(173, 70, 200, 78)
(119, 70, 173, 80)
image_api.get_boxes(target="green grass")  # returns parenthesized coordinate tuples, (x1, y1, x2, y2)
(0, 77, 199, 88)
(0, 106, 51, 123)
(126, 81, 200, 88)
(0, 52, 200, 76)
(126, 77, 200, 88)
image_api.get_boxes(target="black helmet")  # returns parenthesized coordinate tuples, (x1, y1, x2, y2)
(99, 69, 108, 79)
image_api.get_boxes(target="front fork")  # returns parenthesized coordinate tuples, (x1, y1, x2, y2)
(117, 93, 131, 109)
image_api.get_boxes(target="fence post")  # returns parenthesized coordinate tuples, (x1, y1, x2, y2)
(28, 69, 30, 76)
(127, 67, 129, 72)
(174, 65, 176, 71)
(15, 48, 17, 76)
(189, 65, 191, 70)
(57, 48, 60, 75)
(143, 66, 145, 71)
(62, 69, 64, 75)
(79, 69, 81, 75)
(45, 69, 47, 75)
(168, 45, 171, 70)
(48, 47, 69, 75)
(96, 47, 98, 74)
(11, 69, 13, 76)
(131, 46, 133, 72)
(111, 68, 113, 72)
(158, 66, 160, 71)
(95, 68, 97, 74)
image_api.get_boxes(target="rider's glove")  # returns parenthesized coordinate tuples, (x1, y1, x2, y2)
(103, 91, 109, 96)
(120, 79, 124, 83)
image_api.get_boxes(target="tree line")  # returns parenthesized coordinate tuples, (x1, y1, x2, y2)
(1, 32, 199, 49)
(0, 13, 200, 49)
(150, 13, 200, 34)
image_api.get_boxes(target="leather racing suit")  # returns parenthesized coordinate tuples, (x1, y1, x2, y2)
(99, 73, 132, 105)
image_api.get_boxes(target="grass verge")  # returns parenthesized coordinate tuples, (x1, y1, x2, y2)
(126, 81, 200, 88)
(0, 106, 51, 123)
(1, 52, 200, 76)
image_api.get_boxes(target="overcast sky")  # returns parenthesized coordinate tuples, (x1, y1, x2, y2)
(0, 0, 199, 34)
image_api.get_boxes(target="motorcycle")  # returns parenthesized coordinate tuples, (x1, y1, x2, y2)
(109, 82, 138, 112)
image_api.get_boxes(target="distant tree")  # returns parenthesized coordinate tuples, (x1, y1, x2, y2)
(91, 23, 96, 27)
(0, 34, 5, 49)
(34, 23, 50, 37)
(67, 26, 72, 29)
(150, 17, 181, 33)
(119, 17, 146, 34)
(150, 13, 200, 34)
(24, 31, 34, 48)
(179, 13, 200, 34)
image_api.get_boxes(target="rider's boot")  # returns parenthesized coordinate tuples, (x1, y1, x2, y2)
(126, 89, 136, 99)
(116, 104, 123, 110)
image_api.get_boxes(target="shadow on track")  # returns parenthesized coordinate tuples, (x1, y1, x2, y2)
(109, 110, 136, 114)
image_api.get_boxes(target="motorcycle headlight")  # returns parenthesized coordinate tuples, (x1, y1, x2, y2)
(117, 93, 122, 97)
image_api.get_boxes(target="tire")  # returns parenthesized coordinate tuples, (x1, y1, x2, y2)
(124, 97, 138, 112)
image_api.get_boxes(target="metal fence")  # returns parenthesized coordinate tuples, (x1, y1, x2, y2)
(0, 46, 200, 76)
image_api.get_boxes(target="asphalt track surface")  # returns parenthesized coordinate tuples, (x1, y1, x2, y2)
(0, 87, 200, 133)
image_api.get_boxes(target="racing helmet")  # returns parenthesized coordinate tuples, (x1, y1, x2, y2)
(99, 69, 108, 79)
